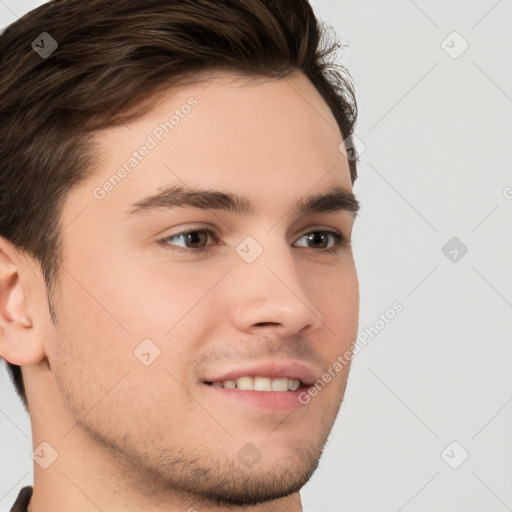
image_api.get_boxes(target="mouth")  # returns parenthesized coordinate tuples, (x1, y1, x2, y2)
(203, 376, 306, 392)
(200, 360, 318, 411)
(202, 375, 312, 412)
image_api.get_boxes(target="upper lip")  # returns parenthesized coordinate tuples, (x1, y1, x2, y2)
(202, 360, 319, 386)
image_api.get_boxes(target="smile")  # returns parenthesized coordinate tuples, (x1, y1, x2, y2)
(205, 376, 301, 391)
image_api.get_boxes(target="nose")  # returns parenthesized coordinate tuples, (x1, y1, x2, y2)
(228, 240, 325, 337)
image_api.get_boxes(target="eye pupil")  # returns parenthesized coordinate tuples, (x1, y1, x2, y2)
(187, 231, 208, 248)
(308, 232, 328, 249)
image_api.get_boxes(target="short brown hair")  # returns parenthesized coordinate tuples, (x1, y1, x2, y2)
(0, 0, 358, 408)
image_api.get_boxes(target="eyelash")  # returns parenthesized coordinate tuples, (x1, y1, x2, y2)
(158, 227, 350, 255)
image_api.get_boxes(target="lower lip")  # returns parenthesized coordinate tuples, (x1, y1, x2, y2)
(203, 384, 309, 412)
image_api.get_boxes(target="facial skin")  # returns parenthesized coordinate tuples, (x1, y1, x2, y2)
(1, 71, 359, 511)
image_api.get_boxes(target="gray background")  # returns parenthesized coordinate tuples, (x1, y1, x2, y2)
(1, 1, 511, 511)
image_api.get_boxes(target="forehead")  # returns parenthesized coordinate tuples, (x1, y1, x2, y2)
(62, 72, 353, 225)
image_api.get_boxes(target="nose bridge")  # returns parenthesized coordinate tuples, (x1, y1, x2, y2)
(229, 232, 324, 334)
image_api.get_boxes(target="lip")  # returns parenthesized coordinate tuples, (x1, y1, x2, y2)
(204, 385, 309, 412)
(201, 360, 319, 386)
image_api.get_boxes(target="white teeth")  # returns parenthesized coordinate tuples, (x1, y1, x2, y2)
(288, 379, 300, 391)
(271, 378, 289, 392)
(254, 377, 271, 391)
(209, 376, 301, 391)
(236, 376, 254, 390)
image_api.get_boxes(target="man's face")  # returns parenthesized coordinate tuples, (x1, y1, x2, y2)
(45, 72, 359, 506)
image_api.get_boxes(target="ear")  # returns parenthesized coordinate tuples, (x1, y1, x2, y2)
(0, 236, 46, 366)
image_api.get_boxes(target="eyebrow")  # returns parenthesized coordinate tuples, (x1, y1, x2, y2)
(125, 184, 360, 219)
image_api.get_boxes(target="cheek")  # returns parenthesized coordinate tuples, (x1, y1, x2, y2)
(52, 256, 221, 382)
(50, 268, 200, 427)
(48, 271, 134, 417)
(61, 239, 220, 339)
(304, 257, 359, 342)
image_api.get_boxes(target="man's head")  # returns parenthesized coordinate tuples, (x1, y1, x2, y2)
(0, 0, 359, 508)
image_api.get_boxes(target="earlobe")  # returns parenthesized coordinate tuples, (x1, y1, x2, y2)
(0, 237, 45, 366)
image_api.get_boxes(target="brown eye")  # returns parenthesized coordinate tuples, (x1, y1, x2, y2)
(294, 230, 348, 253)
(160, 228, 219, 254)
